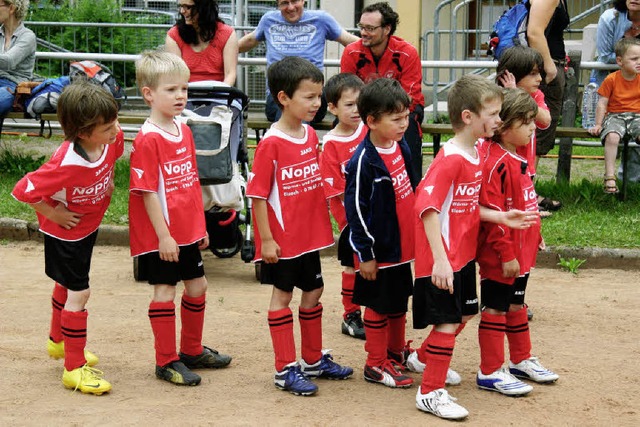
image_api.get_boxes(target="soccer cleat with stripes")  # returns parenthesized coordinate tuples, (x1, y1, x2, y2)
(341, 310, 366, 340)
(509, 356, 559, 383)
(476, 367, 533, 396)
(405, 351, 462, 386)
(62, 364, 111, 395)
(156, 361, 201, 386)
(47, 338, 99, 367)
(300, 350, 353, 380)
(274, 362, 318, 396)
(363, 360, 413, 388)
(416, 388, 468, 420)
(179, 346, 232, 369)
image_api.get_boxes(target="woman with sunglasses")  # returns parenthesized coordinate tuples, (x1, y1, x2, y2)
(165, 0, 238, 85)
(0, 0, 35, 116)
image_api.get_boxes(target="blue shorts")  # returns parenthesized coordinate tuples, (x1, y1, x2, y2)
(412, 261, 479, 329)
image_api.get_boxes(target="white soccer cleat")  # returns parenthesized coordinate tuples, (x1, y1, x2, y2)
(405, 351, 462, 386)
(509, 356, 559, 383)
(416, 388, 468, 420)
(476, 367, 533, 396)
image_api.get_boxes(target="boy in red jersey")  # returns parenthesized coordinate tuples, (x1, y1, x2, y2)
(12, 82, 123, 395)
(247, 56, 353, 396)
(319, 72, 367, 340)
(129, 51, 231, 387)
(476, 88, 558, 398)
(344, 78, 419, 389)
(413, 75, 536, 420)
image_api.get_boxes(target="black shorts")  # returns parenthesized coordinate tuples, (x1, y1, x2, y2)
(412, 261, 479, 329)
(260, 251, 324, 293)
(481, 274, 529, 312)
(353, 263, 413, 314)
(140, 243, 205, 286)
(337, 227, 354, 268)
(44, 230, 98, 292)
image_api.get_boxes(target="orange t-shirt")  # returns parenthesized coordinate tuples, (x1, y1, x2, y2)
(598, 71, 640, 113)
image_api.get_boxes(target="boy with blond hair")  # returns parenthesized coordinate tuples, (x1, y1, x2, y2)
(12, 82, 123, 394)
(319, 72, 367, 340)
(588, 37, 640, 194)
(247, 56, 353, 396)
(129, 50, 231, 387)
(412, 75, 535, 420)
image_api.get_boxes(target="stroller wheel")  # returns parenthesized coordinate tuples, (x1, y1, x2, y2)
(210, 227, 243, 258)
(133, 256, 148, 282)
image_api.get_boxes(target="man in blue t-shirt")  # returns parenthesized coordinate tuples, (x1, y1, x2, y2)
(239, 0, 358, 123)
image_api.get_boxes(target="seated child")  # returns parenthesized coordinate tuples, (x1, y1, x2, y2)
(12, 82, 123, 395)
(476, 88, 559, 399)
(344, 78, 419, 389)
(588, 37, 640, 194)
(319, 72, 367, 340)
(247, 56, 353, 397)
(129, 50, 231, 387)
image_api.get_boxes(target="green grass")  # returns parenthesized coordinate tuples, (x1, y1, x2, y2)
(2, 136, 639, 249)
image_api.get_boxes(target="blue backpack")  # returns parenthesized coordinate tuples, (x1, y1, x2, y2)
(25, 76, 70, 118)
(488, 0, 530, 59)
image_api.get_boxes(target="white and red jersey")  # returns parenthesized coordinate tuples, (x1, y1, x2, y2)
(477, 142, 541, 283)
(414, 142, 482, 278)
(129, 119, 206, 257)
(376, 142, 415, 268)
(517, 89, 549, 177)
(11, 131, 125, 241)
(319, 121, 367, 231)
(247, 125, 334, 261)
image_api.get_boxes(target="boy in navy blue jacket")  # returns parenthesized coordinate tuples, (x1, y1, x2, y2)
(344, 78, 420, 388)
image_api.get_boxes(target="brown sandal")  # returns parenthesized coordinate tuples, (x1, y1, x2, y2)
(603, 175, 619, 194)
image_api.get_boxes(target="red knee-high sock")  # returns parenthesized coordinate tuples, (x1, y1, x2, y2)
(419, 330, 456, 394)
(268, 307, 296, 371)
(61, 309, 87, 371)
(299, 304, 323, 365)
(506, 306, 531, 364)
(387, 312, 406, 356)
(180, 293, 206, 357)
(341, 272, 359, 317)
(49, 283, 67, 343)
(148, 301, 178, 367)
(363, 308, 388, 366)
(478, 311, 506, 374)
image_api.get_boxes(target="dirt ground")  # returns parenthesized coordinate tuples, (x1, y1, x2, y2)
(0, 241, 638, 426)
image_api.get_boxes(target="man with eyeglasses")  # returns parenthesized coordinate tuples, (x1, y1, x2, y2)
(341, 2, 425, 179)
(238, 0, 358, 124)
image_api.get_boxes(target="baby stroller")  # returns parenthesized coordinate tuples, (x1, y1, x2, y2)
(133, 82, 255, 281)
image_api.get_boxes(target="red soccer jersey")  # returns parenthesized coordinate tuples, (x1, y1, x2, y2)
(247, 125, 334, 261)
(11, 131, 125, 241)
(477, 142, 541, 283)
(516, 89, 549, 177)
(320, 121, 368, 231)
(376, 142, 415, 268)
(414, 142, 482, 278)
(129, 119, 206, 257)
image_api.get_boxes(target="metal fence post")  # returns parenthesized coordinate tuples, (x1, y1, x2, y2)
(556, 51, 581, 183)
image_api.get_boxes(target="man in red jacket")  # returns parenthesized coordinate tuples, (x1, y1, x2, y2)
(340, 2, 425, 178)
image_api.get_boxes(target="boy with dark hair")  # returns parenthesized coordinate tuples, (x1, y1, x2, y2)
(476, 88, 558, 399)
(588, 37, 640, 194)
(412, 75, 535, 420)
(344, 78, 419, 389)
(12, 82, 123, 394)
(130, 50, 231, 387)
(247, 56, 353, 396)
(319, 72, 367, 340)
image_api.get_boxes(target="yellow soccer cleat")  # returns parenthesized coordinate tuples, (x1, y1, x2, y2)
(62, 365, 112, 395)
(47, 339, 99, 367)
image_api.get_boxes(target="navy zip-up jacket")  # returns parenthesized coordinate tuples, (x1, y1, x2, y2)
(344, 132, 419, 264)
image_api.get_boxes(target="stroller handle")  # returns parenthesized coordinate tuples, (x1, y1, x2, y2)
(188, 81, 249, 111)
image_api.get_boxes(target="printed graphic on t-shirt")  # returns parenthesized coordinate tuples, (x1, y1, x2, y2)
(280, 157, 322, 198)
(67, 169, 113, 206)
(162, 155, 199, 193)
(268, 23, 318, 52)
